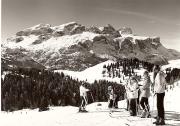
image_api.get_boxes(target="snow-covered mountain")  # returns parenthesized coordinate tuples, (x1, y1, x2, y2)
(2, 22, 180, 71)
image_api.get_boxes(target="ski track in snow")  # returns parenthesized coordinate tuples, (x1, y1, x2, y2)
(1, 82, 180, 126)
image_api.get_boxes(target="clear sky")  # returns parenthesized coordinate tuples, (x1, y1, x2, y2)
(2, 0, 180, 51)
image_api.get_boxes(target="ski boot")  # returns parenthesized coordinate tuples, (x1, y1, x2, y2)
(153, 118, 165, 125)
(153, 117, 160, 125)
(146, 111, 151, 118)
(141, 110, 146, 118)
(82, 109, 88, 112)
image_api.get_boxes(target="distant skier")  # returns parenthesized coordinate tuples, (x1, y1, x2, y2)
(108, 86, 114, 108)
(126, 76, 139, 116)
(139, 70, 151, 118)
(79, 82, 89, 112)
(153, 65, 167, 125)
(113, 88, 119, 109)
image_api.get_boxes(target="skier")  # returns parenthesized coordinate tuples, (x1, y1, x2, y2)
(126, 76, 139, 116)
(139, 70, 151, 118)
(113, 88, 119, 109)
(108, 86, 114, 108)
(153, 65, 167, 125)
(79, 82, 89, 112)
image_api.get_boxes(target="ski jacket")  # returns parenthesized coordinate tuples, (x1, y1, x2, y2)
(108, 89, 114, 100)
(140, 75, 151, 98)
(126, 79, 139, 99)
(80, 85, 89, 97)
(154, 71, 167, 93)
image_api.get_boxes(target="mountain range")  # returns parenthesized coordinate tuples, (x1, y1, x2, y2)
(2, 22, 180, 71)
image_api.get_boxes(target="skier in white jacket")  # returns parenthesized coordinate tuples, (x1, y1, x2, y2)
(79, 82, 89, 112)
(126, 76, 139, 116)
(153, 65, 167, 125)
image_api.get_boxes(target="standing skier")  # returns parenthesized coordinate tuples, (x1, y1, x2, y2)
(126, 76, 139, 116)
(113, 88, 119, 109)
(139, 70, 151, 118)
(108, 86, 114, 108)
(153, 65, 167, 125)
(79, 82, 89, 112)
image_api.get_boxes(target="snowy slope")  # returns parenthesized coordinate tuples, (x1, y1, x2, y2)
(1, 81, 180, 126)
(5, 32, 99, 51)
(55, 60, 116, 83)
(162, 59, 180, 69)
(55, 58, 180, 84)
(55, 60, 137, 83)
(55, 60, 146, 84)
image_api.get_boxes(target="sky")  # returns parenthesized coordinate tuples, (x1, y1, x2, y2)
(2, 0, 180, 51)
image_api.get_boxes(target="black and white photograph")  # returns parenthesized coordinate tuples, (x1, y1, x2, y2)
(1, 0, 180, 125)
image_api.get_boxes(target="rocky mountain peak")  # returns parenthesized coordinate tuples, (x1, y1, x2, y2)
(2, 22, 180, 71)
(99, 24, 121, 38)
(119, 27, 133, 35)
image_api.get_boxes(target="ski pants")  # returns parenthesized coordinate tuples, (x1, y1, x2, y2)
(129, 98, 137, 116)
(140, 97, 150, 112)
(80, 96, 86, 109)
(157, 93, 165, 119)
(108, 99, 114, 108)
(114, 96, 119, 108)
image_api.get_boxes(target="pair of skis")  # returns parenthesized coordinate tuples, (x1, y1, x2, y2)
(109, 110, 169, 126)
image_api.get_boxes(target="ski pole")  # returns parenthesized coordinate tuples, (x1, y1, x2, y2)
(90, 92, 94, 102)
(136, 98, 138, 116)
(151, 94, 155, 124)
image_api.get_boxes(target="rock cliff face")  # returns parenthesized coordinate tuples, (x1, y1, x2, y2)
(119, 27, 133, 35)
(1, 46, 46, 70)
(2, 22, 180, 71)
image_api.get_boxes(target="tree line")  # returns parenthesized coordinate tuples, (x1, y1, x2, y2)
(1, 68, 125, 111)
(102, 58, 180, 84)
(102, 58, 154, 79)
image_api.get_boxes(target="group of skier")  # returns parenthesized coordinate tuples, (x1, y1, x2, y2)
(125, 70, 151, 118)
(79, 65, 167, 125)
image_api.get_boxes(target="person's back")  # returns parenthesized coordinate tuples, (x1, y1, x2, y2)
(80, 85, 85, 97)
(127, 79, 139, 99)
(154, 71, 166, 93)
(140, 74, 151, 98)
